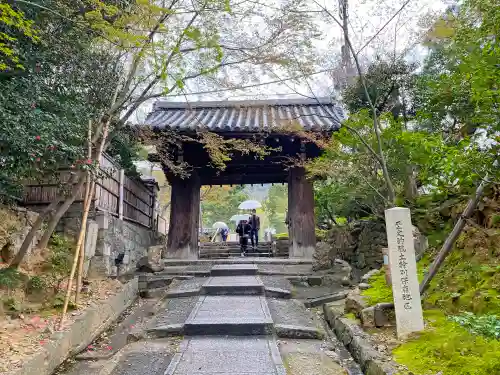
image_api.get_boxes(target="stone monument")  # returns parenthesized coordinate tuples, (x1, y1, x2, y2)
(385, 207, 424, 339)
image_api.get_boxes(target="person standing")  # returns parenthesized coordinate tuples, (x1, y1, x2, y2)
(248, 209, 260, 250)
(236, 219, 251, 256)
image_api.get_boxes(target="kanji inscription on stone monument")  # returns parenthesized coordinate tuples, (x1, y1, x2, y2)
(385, 207, 424, 339)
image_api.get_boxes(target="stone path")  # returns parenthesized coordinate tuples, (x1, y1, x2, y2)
(58, 261, 362, 375)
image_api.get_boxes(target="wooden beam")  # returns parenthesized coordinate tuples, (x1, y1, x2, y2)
(288, 167, 315, 258)
(200, 173, 287, 186)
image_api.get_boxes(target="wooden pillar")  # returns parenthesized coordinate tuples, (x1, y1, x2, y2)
(165, 173, 200, 259)
(287, 167, 315, 258)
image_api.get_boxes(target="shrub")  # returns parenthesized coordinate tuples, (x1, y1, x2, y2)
(0, 268, 23, 290)
(449, 312, 500, 340)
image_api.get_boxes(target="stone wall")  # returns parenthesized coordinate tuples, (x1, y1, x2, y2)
(314, 220, 428, 274)
(88, 212, 158, 278)
(0, 207, 42, 264)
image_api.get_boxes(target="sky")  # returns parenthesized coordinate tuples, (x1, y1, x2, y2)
(132, 0, 450, 123)
(133, 0, 450, 173)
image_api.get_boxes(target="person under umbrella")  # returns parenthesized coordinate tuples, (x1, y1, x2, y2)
(248, 209, 260, 250)
(236, 219, 251, 256)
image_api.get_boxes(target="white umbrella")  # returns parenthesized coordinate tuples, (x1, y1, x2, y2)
(230, 214, 249, 222)
(212, 221, 228, 229)
(238, 200, 262, 210)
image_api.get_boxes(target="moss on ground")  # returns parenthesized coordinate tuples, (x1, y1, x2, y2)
(360, 226, 500, 374)
(360, 255, 431, 306)
(393, 310, 500, 375)
(360, 270, 393, 305)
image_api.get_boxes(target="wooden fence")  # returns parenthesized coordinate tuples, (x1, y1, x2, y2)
(23, 154, 167, 230)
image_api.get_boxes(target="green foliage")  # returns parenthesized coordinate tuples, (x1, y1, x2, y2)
(0, 0, 122, 201)
(0, 268, 23, 290)
(263, 185, 288, 234)
(2, 296, 21, 312)
(449, 312, 500, 340)
(393, 310, 500, 375)
(26, 275, 47, 293)
(275, 233, 288, 240)
(423, 243, 500, 316)
(417, 0, 500, 137)
(52, 293, 76, 310)
(44, 234, 73, 288)
(0, 3, 39, 70)
(201, 186, 249, 228)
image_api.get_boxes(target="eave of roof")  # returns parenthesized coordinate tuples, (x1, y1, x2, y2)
(145, 97, 346, 133)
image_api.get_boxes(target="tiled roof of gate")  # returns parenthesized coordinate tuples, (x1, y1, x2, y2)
(144, 98, 345, 132)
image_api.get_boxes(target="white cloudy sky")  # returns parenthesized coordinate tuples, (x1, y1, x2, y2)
(133, 0, 451, 123)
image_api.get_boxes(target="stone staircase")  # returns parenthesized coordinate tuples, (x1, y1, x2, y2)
(140, 262, 362, 375)
(199, 241, 289, 258)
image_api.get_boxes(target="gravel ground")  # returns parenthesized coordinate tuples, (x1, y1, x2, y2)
(150, 297, 198, 327)
(168, 278, 206, 291)
(267, 298, 321, 329)
(278, 340, 348, 375)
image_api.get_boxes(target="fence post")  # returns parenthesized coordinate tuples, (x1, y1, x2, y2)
(118, 169, 124, 220)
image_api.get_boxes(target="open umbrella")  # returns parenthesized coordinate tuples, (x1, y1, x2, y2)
(230, 214, 249, 222)
(238, 200, 262, 210)
(212, 221, 228, 229)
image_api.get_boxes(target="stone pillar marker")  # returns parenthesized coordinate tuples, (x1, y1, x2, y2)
(384, 207, 424, 339)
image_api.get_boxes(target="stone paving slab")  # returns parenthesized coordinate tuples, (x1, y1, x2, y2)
(187, 296, 272, 324)
(211, 264, 258, 276)
(204, 275, 263, 286)
(165, 337, 286, 375)
(260, 276, 293, 291)
(163, 258, 313, 266)
(202, 276, 264, 295)
(184, 296, 273, 335)
(258, 264, 313, 275)
(110, 351, 174, 375)
(267, 298, 325, 337)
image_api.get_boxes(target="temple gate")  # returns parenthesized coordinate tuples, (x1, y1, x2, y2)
(144, 98, 345, 259)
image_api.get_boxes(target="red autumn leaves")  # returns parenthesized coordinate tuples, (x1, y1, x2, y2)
(32, 135, 89, 166)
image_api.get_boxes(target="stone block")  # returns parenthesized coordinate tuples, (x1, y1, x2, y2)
(374, 305, 395, 327)
(95, 211, 109, 229)
(360, 307, 375, 328)
(87, 256, 112, 278)
(385, 207, 424, 339)
(345, 291, 368, 317)
(323, 300, 346, 325)
(304, 292, 348, 308)
(307, 276, 323, 286)
(361, 269, 380, 283)
(84, 221, 98, 259)
(274, 324, 324, 339)
(359, 283, 371, 290)
(102, 243, 111, 256)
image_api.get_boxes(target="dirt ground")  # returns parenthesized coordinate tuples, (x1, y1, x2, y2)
(0, 278, 123, 373)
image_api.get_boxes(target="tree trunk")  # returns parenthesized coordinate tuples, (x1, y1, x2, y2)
(419, 177, 489, 294)
(165, 173, 200, 259)
(287, 167, 316, 258)
(404, 165, 418, 201)
(8, 197, 62, 268)
(36, 176, 86, 251)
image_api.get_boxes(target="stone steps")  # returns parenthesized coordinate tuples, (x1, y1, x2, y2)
(202, 276, 265, 296)
(210, 263, 258, 276)
(183, 295, 274, 336)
